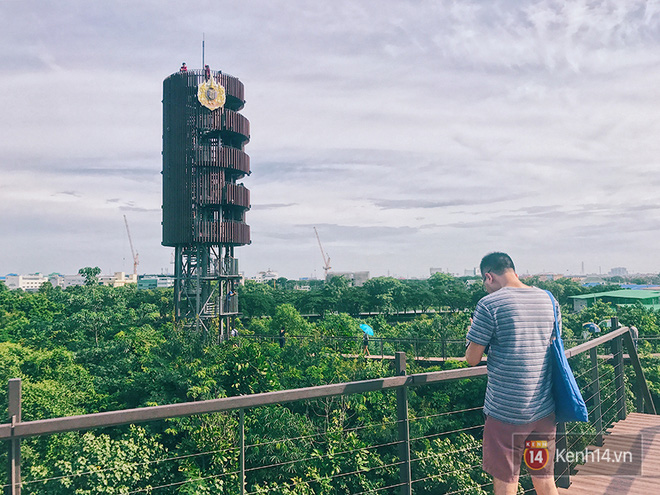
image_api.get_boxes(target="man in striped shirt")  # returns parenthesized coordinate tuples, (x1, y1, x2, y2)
(466, 252, 558, 495)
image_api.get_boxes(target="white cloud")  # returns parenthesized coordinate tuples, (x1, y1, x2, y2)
(1, 1, 660, 278)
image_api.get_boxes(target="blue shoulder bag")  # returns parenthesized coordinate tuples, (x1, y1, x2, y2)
(545, 290, 588, 423)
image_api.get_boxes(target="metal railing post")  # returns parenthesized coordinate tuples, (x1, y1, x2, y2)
(395, 352, 411, 495)
(589, 348, 603, 447)
(612, 334, 627, 421)
(635, 381, 644, 413)
(239, 409, 245, 495)
(7, 378, 21, 495)
(621, 329, 657, 415)
(555, 421, 570, 488)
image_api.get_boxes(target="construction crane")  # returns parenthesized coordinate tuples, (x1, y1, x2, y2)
(313, 227, 331, 278)
(123, 215, 139, 276)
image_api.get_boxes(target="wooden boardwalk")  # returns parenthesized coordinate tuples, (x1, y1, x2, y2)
(558, 412, 660, 494)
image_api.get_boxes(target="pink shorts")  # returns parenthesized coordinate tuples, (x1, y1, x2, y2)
(483, 413, 556, 483)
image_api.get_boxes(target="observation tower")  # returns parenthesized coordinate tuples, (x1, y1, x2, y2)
(162, 67, 250, 338)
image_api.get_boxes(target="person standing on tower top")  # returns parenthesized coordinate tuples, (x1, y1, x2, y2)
(180, 62, 187, 72)
(204, 64, 211, 80)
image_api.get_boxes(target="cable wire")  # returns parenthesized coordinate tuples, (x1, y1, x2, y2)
(352, 481, 407, 495)
(410, 444, 481, 464)
(245, 439, 405, 474)
(409, 406, 484, 423)
(125, 469, 240, 494)
(16, 447, 239, 488)
(410, 423, 484, 443)
(411, 462, 482, 485)
(244, 459, 406, 495)
(246, 417, 401, 450)
(443, 481, 494, 495)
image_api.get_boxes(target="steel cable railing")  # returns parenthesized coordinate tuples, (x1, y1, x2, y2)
(410, 443, 482, 465)
(411, 461, 483, 485)
(240, 332, 660, 360)
(11, 445, 240, 490)
(5, 406, 407, 493)
(244, 459, 407, 495)
(352, 481, 408, 495)
(1, 326, 654, 495)
(409, 423, 484, 444)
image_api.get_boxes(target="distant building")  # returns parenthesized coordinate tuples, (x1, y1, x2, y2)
(98, 272, 137, 287)
(327, 271, 370, 287)
(49, 273, 85, 288)
(582, 275, 606, 286)
(535, 273, 564, 282)
(138, 275, 175, 290)
(5, 273, 48, 291)
(610, 267, 629, 276)
(569, 289, 660, 312)
(620, 284, 660, 290)
(252, 269, 279, 283)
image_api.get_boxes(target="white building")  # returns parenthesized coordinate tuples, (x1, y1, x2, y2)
(326, 271, 370, 286)
(49, 273, 86, 288)
(99, 272, 138, 287)
(5, 274, 48, 291)
(252, 269, 279, 283)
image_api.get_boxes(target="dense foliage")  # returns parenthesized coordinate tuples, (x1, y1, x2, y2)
(0, 273, 659, 493)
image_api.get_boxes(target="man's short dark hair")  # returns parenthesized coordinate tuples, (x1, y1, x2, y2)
(480, 252, 516, 276)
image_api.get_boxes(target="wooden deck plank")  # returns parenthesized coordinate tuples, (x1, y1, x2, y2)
(558, 413, 660, 494)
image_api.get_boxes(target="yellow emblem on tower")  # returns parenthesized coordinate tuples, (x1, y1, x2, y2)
(198, 76, 226, 111)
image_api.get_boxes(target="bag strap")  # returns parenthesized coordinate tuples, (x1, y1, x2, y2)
(544, 290, 560, 339)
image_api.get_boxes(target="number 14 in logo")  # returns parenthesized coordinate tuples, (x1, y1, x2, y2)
(524, 440, 550, 470)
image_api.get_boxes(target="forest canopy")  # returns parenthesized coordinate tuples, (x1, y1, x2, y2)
(1, 273, 659, 493)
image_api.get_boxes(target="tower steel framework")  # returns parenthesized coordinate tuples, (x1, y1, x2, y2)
(162, 68, 250, 338)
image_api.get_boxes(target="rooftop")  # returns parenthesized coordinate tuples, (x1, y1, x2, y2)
(570, 289, 660, 300)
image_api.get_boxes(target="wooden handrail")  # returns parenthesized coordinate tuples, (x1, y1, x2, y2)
(0, 326, 646, 442)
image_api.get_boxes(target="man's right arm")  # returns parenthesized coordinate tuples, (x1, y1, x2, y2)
(465, 342, 486, 366)
(466, 302, 493, 366)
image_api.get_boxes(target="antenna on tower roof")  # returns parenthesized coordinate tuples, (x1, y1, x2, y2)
(202, 33, 205, 69)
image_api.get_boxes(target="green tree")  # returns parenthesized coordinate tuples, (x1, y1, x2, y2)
(78, 267, 101, 286)
(428, 273, 470, 310)
(402, 279, 434, 313)
(27, 426, 168, 495)
(271, 304, 313, 337)
(238, 281, 277, 317)
(336, 286, 368, 316)
(363, 277, 403, 315)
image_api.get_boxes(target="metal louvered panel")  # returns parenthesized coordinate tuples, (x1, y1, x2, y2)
(224, 109, 250, 140)
(195, 146, 250, 175)
(223, 184, 250, 208)
(194, 169, 223, 206)
(195, 220, 250, 245)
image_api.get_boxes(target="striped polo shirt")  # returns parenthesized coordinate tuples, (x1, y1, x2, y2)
(467, 287, 557, 424)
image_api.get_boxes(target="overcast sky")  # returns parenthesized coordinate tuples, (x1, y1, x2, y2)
(2, 1, 660, 279)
